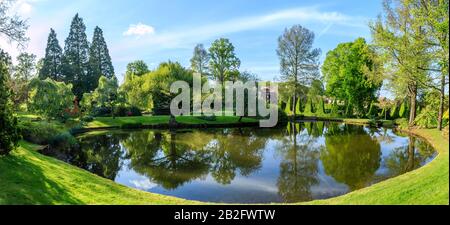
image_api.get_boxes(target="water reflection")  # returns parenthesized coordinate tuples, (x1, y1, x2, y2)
(44, 122, 437, 203)
(321, 124, 381, 190)
(277, 123, 320, 202)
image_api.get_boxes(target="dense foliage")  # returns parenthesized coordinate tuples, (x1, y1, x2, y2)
(0, 49, 20, 155)
(28, 78, 75, 120)
(322, 38, 382, 117)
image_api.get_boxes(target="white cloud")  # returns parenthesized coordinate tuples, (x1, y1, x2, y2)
(116, 6, 368, 52)
(7, 0, 36, 16)
(130, 178, 157, 190)
(123, 23, 155, 36)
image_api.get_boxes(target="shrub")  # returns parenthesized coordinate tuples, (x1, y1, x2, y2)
(367, 102, 378, 118)
(415, 105, 438, 128)
(331, 101, 340, 117)
(285, 97, 292, 116)
(304, 98, 314, 116)
(128, 106, 142, 116)
(18, 121, 62, 145)
(395, 118, 409, 129)
(315, 98, 325, 116)
(49, 132, 78, 151)
(399, 101, 408, 118)
(345, 103, 353, 118)
(390, 104, 398, 119)
(113, 105, 142, 117)
(81, 115, 94, 122)
(278, 107, 288, 122)
(295, 98, 302, 115)
(92, 106, 112, 117)
(114, 105, 129, 117)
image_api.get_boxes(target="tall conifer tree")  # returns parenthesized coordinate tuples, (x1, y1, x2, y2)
(39, 29, 63, 80)
(88, 26, 115, 90)
(62, 13, 90, 99)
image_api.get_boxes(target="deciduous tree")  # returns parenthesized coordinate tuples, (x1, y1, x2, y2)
(209, 38, 240, 86)
(277, 25, 321, 118)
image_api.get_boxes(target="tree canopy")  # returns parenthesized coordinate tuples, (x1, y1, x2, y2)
(39, 29, 63, 81)
(277, 25, 321, 117)
(0, 48, 20, 155)
(209, 38, 241, 85)
(322, 38, 382, 116)
(88, 26, 115, 90)
(61, 14, 91, 99)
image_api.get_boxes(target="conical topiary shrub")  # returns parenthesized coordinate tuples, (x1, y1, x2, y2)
(316, 98, 325, 116)
(295, 97, 302, 115)
(304, 98, 314, 116)
(285, 97, 292, 116)
(390, 103, 398, 119)
(331, 100, 340, 117)
(367, 102, 378, 118)
(399, 101, 408, 118)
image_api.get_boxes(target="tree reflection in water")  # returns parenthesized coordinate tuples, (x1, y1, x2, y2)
(121, 128, 268, 188)
(122, 130, 211, 190)
(321, 124, 381, 190)
(276, 122, 320, 202)
(383, 136, 436, 177)
(44, 122, 437, 203)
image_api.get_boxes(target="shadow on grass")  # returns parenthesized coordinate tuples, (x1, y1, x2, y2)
(0, 149, 83, 205)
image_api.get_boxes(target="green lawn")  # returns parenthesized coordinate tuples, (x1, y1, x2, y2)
(0, 141, 199, 205)
(305, 129, 449, 205)
(85, 115, 259, 128)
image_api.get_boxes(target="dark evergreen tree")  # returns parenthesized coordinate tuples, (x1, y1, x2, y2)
(0, 49, 20, 155)
(39, 29, 63, 80)
(88, 26, 115, 90)
(61, 13, 90, 99)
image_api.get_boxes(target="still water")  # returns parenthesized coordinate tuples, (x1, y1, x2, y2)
(46, 122, 437, 203)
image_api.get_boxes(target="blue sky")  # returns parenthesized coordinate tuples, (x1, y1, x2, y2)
(2, 0, 383, 84)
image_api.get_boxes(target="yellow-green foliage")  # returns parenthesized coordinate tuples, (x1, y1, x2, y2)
(315, 98, 325, 116)
(285, 97, 292, 116)
(399, 101, 407, 118)
(295, 98, 302, 115)
(28, 78, 74, 119)
(390, 104, 398, 119)
(304, 98, 314, 116)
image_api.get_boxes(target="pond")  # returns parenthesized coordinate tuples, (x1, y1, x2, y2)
(44, 122, 437, 203)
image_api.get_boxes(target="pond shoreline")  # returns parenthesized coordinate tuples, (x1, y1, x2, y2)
(3, 113, 448, 204)
(74, 116, 394, 135)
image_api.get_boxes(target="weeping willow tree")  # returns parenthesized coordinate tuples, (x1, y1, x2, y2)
(28, 78, 75, 120)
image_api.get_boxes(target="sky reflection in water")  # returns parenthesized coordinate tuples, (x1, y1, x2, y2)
(47, 122, 436, 203)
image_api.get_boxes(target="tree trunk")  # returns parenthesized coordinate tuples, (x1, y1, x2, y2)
(408, 84, 417, 127)
(293, 94, 296, 119)
(406, 136, 415, 172)
(437, 73, 445, 130)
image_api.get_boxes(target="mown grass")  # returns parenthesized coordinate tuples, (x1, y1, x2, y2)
(305, 129, 449, 205)
(85, 115, 259, 128)
(0, 141, 199, 205)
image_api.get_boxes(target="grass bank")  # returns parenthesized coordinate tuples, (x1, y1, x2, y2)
(305, 128, 449, 205)
(0, 141, 199, 205)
